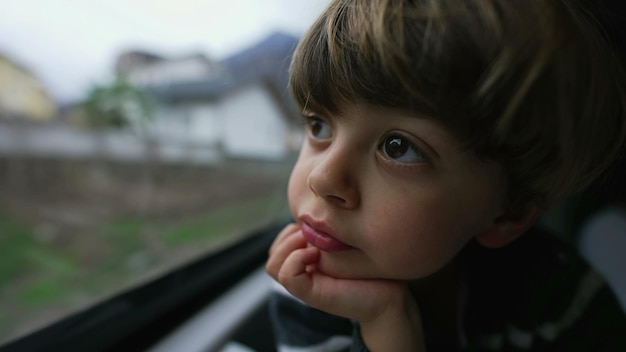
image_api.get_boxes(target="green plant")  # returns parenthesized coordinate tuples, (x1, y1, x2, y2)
(82, 78, 155, 131)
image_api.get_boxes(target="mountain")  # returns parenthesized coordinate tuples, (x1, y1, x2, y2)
(221, 31, 300, 99)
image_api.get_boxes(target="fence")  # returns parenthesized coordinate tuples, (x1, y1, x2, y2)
(0, 120, 221, 165)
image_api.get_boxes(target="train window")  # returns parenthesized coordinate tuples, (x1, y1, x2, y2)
(0, 0, 327, 346)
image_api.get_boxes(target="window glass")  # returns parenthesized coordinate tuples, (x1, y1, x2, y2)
(0, 0, 327, 344)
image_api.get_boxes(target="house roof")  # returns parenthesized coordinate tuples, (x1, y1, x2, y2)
(142, 32, 301, 122)
(147, 74, 299, 125)
(146, 74, 245, 101)
(0, 51, 41, 81)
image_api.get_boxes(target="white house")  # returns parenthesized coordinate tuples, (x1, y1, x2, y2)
(147, 75, 300, 161)
(114, 43, 302, 162)
(116, 51, 225, 88)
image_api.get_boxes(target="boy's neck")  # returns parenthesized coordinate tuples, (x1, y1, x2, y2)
(409, 258, 462, 340)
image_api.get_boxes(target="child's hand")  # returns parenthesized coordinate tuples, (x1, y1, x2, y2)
(266, 223, 400, 321)
(266, 223, 426, 351)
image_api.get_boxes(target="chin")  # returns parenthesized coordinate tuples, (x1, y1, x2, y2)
(318, 254, 436, 281)
(316, 254, 383, 280)
(316, 254, 358, 279)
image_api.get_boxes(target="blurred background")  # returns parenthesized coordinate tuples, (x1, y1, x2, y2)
(0, 0, 328, 345)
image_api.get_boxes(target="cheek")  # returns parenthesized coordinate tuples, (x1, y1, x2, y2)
(363, 200, 473, 279)
(287, 162, 307, 214)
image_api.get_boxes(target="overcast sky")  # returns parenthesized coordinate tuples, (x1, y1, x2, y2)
(0, 0, 328, 103)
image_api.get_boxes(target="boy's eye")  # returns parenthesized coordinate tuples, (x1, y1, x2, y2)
(307, 117, 332, 139)
(379, 133, 428, 163)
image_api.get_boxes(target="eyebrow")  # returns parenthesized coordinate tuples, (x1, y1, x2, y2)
(301, 105, 351, 123)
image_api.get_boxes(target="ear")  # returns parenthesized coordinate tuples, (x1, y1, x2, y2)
(475, 202, 542, 249)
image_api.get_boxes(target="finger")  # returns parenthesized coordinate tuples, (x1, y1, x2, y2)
(268, 223, 300, 256)
(266, 230, 307, 280)
(277, 246, 321, 297)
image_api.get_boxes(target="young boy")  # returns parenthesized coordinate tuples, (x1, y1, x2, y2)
(266, 0, 626, 350)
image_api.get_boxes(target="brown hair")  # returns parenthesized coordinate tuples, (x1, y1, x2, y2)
(289, 0, 626, 209)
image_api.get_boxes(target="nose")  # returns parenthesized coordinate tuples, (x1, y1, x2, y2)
(307, 143, 360, 209)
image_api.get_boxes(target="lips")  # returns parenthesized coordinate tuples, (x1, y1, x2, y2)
(300, 218, 353, 252)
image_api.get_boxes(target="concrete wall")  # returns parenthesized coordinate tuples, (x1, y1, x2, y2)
(0, 121, 221, 165)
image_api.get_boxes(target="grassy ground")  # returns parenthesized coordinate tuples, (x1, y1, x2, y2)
(0, 157, 292, 345)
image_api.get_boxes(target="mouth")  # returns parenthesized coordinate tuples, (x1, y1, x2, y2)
(300, 217, 353, 252)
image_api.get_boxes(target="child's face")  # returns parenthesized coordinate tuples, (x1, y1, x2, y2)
(288, 103, 506, 280)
